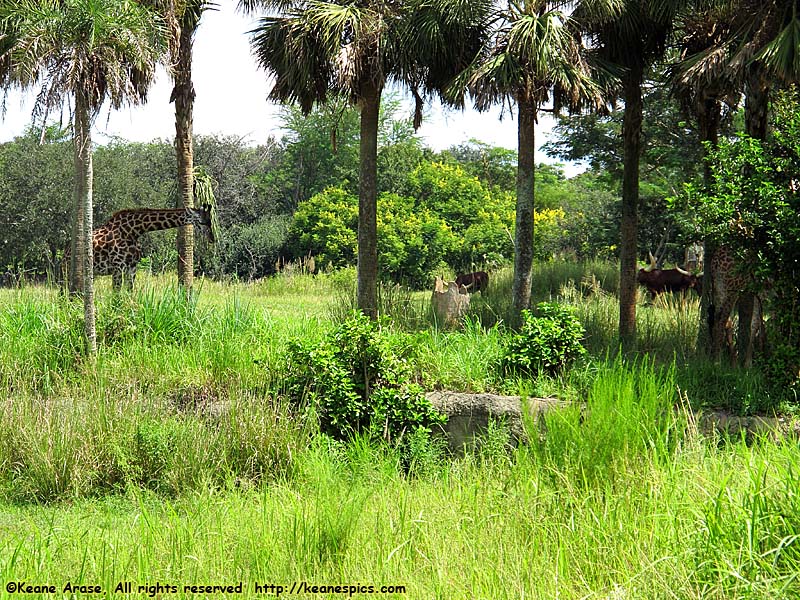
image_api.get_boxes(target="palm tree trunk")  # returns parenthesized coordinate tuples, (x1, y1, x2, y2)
(738, 68, 769, 367)
(511, 95, 536, 322)
(69, 183, 83, 295)
(357, 80, 381, 319)
(619, 62, 643, 353)
(174, 21, 195, 290)
(70, 121, 85, 296)
(75, 86, 96, 354)
(697, 96, 721, 355)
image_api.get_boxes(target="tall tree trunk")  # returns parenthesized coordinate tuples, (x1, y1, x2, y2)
(70, 116, 85, 296)
(69, 178, 83, 295)
(174, 20, 195, 290)
(511, 95, 536, 322)
(619, 63, 644, 353)
(75, 86, 96, 354)
(357, 80, 381, 319)
(738, 68, 769, 367)
(697, 96, 721, 355)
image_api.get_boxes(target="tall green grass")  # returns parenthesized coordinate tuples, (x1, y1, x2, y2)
(2, 392, 800, 597)
(0, 272, 797, 598)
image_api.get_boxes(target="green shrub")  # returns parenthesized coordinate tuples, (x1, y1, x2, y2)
(129, 420, 178, 493)
(502, 302, 587, 375)
(762, 343, 800, 402)
(284, 312, 445, 443)
(212, 215, 292, 280)
(288, 187, 358, 270)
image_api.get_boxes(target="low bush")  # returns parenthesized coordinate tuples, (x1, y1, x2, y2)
(284, 312, 445, 443)
(502, 302, 587, 376)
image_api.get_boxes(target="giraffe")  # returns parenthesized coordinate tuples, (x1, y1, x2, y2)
(64, 206, 215, 291)
(708, 245, 764, 364)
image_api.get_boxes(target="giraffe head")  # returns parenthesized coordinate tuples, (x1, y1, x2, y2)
(188, 204, 217, 244)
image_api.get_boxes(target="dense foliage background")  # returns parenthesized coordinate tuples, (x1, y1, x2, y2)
(1, 90, 709, 288)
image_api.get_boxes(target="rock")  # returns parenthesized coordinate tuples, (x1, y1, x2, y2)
(426, 391, 567, 453)
(697, 410, 800, 442)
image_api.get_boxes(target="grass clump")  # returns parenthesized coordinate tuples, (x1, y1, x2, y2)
(535, 358, 686, 485)
(0, 392, 310, 503)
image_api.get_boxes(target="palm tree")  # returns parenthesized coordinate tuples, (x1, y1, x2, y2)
(141, 0, 214, 290)
(670, 5, 740, 355)
(0, 14, 15, 89)
(446, 1, 609, 321)
(242, 0, 488, 317)
(0, 0, 164, 353)
(171, 1, 215, 291)
(579, 0, 692, 352)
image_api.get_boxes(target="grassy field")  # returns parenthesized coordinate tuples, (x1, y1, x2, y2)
(0, 264, 797, 599)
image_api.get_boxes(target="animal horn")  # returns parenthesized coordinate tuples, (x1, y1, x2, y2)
(675, 266, 690, 275)
(643, 251, 656, 272)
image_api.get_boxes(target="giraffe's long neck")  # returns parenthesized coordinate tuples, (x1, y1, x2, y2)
(112, 208, 200, 237)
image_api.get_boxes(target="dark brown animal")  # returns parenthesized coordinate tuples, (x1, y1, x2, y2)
(637, 253, 701, 299)
(455, 271, 489, 293)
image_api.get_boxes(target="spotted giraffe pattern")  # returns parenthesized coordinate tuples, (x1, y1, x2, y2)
(67, 206, 214, 290)
(709, 245, 750, 361)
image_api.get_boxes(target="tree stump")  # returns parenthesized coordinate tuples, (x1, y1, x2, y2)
(431, 276, 470, 327)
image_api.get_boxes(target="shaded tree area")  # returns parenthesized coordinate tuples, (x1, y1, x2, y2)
(544, 77, 736, 266)
(683, 88, 800, 391)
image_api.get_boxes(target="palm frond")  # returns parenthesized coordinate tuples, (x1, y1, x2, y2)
(447, 5, 597, 115)
(250, 12, 333, 112)
(757, 13, 800, 83)
(2, 0, 166, 120)
(238, 0, 304, 15)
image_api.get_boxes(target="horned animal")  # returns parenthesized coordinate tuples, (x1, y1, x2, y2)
(455, 271, 489, 293)
(637, 252, 701, 299)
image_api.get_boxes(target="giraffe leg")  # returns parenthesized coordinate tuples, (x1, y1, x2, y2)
(711, 297, 734, 363)
(713, 298, 738, 365)
(112, 271, 122, 293)
(127, 267, 136, 291)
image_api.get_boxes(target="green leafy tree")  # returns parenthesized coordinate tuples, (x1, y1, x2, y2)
(377, 138, 428, 197)
(0, 126, 72, 277)
(289, 186, 459, 288)
(443, 140, 517, 193)
(377, 193, 458, 288)
(460, 197, 516, 269)
(557, 171, 622, 259)
(289, 187, 359, 270)
(670, 5, 741, 355)
(409, 161, 489, 231)
(1, 0, 165, 353)
(276, 98, 361, 207)
(215, 216, 292, 280)
(408, 160, 517, 271)
(685, 88, 800, 390)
